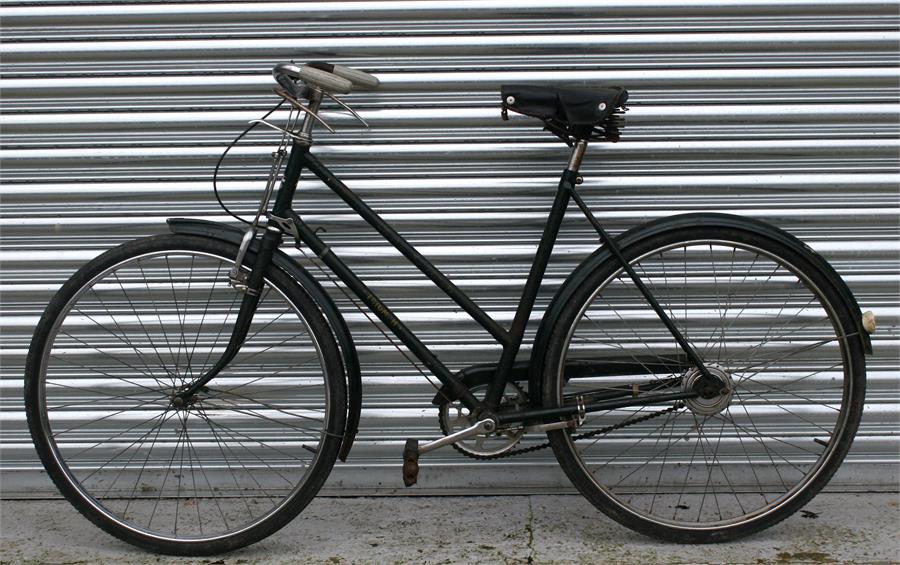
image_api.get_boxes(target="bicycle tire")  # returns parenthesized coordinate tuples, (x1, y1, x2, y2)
(25, 234, 346, 555)
(542, 221, 866, 543)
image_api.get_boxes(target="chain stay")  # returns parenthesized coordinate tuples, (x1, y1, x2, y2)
(462, 402, 684, 460)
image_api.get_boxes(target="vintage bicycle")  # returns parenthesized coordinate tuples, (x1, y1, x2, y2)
(25, 62, 873, 555)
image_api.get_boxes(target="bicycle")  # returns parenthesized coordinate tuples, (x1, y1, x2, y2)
(24, 61, 875, 555)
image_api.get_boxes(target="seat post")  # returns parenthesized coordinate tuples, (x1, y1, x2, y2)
(567, 139, 588, 172)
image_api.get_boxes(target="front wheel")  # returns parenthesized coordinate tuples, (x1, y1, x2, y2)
(25, 234, 346, 555)
(543, 220, 866, 542)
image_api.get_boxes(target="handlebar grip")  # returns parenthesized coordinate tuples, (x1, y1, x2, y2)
(331, 64, 380, 90)
(308, 61, 380, 90)
(298, 65, 353, 94)
(273, 63, 353, 94)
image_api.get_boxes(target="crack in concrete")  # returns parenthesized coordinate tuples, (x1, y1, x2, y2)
(525, 496, 536, 564)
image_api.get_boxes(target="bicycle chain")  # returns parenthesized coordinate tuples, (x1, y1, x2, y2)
(461, 402, 685, 461)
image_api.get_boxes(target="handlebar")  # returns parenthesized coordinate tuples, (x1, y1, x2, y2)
(273, 63, 352, 94)
(308, 61, 380, 90)
(272, 61, 379, 95)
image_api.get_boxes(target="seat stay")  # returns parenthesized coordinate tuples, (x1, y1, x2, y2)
(567, 182, 722, 397)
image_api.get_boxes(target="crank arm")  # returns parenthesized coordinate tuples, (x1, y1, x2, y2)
(419, 418, 497, 455)
(402, 418, 497, 487)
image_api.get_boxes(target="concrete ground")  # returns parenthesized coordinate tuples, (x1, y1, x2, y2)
(1, 493, 898, 564)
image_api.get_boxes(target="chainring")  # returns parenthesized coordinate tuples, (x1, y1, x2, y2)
(437, 381, 528, 459)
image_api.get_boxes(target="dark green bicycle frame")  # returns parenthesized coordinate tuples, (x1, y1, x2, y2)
(251, 141, 706, 421)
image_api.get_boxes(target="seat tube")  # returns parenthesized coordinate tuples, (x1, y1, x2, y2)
(483, 140, 587, 410)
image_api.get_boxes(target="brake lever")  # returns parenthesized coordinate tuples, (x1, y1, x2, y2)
(247, 119, 310, 141)
(323, 91, 370, 129)
(272, 86, 336, 133)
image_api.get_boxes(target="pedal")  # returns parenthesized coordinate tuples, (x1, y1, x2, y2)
(401, 419, 496, 486)
(402, 438, 419, 487)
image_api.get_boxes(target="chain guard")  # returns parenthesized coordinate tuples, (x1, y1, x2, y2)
(443, 401, 685, 461)
(435, 368, 684, 461)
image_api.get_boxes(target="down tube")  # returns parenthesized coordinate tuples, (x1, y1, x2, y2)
(285, 210, 481, 410)
(302, 152, 510, 347)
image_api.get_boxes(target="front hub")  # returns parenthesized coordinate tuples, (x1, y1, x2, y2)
(171, 391, 200, 410)
(682, 365, 734, 416)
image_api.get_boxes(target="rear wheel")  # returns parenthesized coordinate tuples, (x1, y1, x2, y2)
(543, 223, 865, 542)
(25, 234, 346, 555)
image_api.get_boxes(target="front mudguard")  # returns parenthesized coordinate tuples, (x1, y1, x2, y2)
(167, 218, 362, 461)
(527, 212, 873, 407)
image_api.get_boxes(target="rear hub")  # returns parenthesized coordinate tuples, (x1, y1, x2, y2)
(682, 365, 734, 416)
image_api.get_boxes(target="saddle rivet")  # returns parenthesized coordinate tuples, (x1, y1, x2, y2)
(575, 176, 584, 185)
(598, 102, 607, 111)
(505, 95, 516, 105)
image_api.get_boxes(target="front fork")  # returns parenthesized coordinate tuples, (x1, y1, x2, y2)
(176, 226, 282, 400)
(175, 95, 318, 402)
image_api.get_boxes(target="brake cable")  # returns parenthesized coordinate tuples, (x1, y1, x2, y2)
(212, 99, 286, 225)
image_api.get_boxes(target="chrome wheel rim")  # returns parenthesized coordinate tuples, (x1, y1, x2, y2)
(38, 249, 332, 542)
(558, 239, 853, 529)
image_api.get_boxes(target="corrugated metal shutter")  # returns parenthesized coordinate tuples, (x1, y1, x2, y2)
(1, 0, 898, 496)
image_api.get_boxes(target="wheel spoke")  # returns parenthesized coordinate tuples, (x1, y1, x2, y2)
(556, 235, 857, 531)
(35, 244, 336, 545)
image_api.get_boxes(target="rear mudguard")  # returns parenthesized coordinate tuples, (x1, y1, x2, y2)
(526, 212, 873, 408)
(167, 218, 362, 461)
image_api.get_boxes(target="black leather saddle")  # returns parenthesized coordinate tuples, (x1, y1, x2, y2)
(500, 84, 628, 142)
